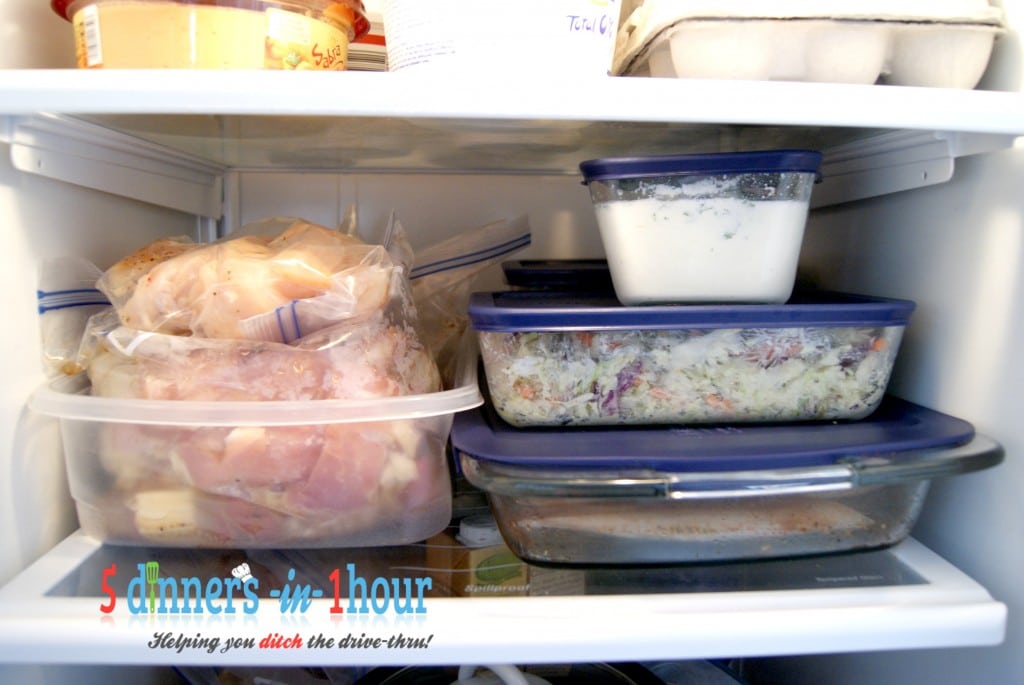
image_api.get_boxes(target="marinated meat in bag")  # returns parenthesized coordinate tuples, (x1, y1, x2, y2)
(76, 218, 449, 546)
(98, 220, 394, 342)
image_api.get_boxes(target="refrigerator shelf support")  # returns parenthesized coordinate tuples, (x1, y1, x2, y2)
(2, 111, 1020, 214)
(813, 130, 1018, 207)
(3, 114, 225, 219)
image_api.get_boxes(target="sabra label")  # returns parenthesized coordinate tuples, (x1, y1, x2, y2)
(265, 8, 350, 70)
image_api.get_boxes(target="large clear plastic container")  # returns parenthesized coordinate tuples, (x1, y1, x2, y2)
(29, 365, 482, 548)
(52, 0, 369, 69)
(451, 395, 1003, 565)
(468, 290, 914, 427)
(580, 150, 822, 305)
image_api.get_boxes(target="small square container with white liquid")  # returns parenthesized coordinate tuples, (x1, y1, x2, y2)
(580, 149, 822, 305)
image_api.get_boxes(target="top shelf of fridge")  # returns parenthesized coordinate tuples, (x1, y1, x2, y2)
(2, 70, 1023, 212)
(3, 69, 1024, 174)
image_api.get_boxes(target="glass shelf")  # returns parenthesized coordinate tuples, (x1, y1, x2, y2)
(0, 530, 1005, 666)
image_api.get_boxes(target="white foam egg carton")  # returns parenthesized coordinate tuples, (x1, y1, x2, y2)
(614, 0, 1005, 88)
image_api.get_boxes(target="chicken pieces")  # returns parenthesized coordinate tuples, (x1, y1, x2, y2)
(81, 219, 449, 546)
(98, 220, 394, 341)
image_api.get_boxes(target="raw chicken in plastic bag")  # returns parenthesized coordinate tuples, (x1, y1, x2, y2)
(72, 217, 453, 546)
(76, 308, 447, 546)
(96, 218, 400, 344)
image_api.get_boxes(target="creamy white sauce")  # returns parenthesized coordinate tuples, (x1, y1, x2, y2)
(595, 196, 809, 303)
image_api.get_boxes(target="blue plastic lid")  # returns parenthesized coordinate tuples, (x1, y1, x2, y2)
(450, 394, 975, 472)
(579, 149, 823, 183)
(468, 290, 916, 332)
(501, 259, 615, 292)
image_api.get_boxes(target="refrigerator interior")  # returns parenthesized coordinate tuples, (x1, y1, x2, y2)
(1, 0, 1024, 682)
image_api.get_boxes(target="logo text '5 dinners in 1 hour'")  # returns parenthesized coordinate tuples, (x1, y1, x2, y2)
(99, 562, 432, 616)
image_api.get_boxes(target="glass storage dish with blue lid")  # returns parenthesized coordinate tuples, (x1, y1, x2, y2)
(468, 289, 914, 427)
(450, 395, 1003, 565)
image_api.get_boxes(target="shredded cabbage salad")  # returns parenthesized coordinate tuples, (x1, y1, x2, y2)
(479, 325, 903, 427)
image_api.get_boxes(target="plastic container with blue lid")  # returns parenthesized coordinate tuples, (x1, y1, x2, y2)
(450, 395, 1004, 565)
(468, 290, 914, 427)
(579, 149, 823, 305)
(578, 149, 824, 182)
(501, 259, 615, 292)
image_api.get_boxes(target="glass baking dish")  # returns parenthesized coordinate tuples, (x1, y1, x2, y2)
(469, 289, 914, 427)
(452, 395, 1003, 565)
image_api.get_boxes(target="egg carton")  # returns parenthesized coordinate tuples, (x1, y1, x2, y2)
(614, 0, 1005, 88)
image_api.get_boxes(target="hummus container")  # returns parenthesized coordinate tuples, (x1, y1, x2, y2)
(615, 0, 1004, 88)
(468, 289, 913, 428)
(579, 150, 822, 305)
(52, 0, 370, 69)
(28, 366, 482, 548)
(451, 394, 1003, 565)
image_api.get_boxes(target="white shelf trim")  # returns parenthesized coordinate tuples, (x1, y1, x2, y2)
(1, 70, 1024, 135)
(814, 130, 1017, 207)
(3, 113, 225, 218)
(0, 532, 1006, 666)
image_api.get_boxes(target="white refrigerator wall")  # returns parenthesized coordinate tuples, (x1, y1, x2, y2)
(230, 171, 606, 259)
(746, 3, 1024, 681)
(748, 143, 1024, 684)
(0, 146, 200, 586)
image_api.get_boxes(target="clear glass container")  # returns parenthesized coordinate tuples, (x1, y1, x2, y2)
(458, 435, 1003, 565)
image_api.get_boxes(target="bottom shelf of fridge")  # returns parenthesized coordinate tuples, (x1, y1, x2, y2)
(0, 529, 1006, 667)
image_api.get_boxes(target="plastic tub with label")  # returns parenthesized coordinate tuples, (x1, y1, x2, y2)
(579, 150, 822, 305)
(468, 289, 913, 427)
(52, 0, 370, 69)
(451, 394, 1003, 565)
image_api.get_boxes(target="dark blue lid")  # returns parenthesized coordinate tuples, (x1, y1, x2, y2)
(450, 394, 975, 472)
(501, 259, 615, 292)
(579, 149, 823, 183)
(468, 290, 916, 332)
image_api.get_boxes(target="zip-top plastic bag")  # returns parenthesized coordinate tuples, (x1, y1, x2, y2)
(83, 215, 439, 398)
(37, 256, 110, 377)
(97, 217, 402, 344)
(410, 214, 531, 384)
